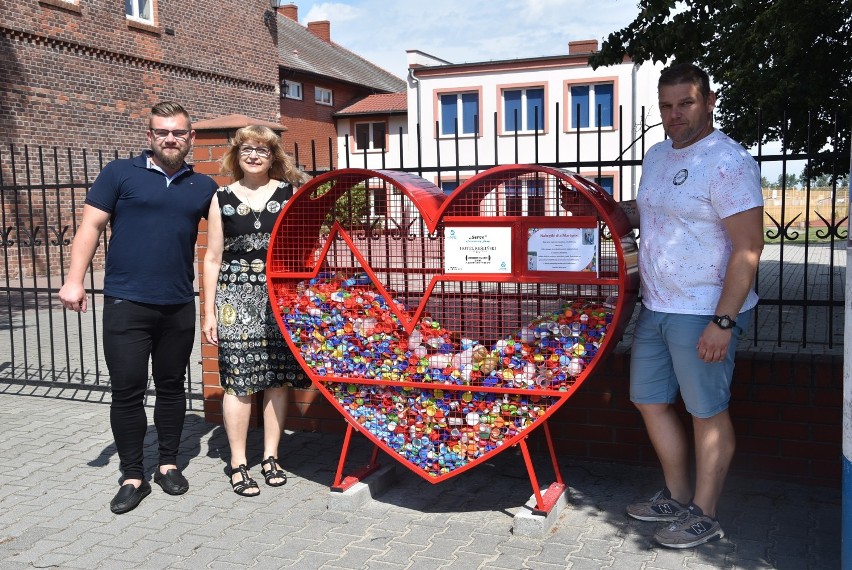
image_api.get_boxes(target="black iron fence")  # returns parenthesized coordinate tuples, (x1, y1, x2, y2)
(1, 110, 848, 392)
(0, 145, 203, 404)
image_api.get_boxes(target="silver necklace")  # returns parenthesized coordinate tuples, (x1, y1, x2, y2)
(240, 184, 269, 230)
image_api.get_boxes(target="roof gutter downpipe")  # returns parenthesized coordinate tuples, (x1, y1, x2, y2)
(407, 67, 422, 128)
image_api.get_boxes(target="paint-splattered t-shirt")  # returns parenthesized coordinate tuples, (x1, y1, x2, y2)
(637, 129, 763, 314)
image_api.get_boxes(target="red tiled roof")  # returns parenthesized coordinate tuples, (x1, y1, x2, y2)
(335, 93, 408, 116)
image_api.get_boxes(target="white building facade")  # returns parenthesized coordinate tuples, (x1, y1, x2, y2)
(336, 40, 663, 204)
(405, 41, 662, 202)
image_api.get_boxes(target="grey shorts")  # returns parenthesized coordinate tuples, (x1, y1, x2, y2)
(630, 306, 752, 418)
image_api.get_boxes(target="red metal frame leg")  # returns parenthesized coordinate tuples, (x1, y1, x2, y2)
(330, 423, 383, 492)
(543, 421, 565, 486)
(332, 422, 356, 488)
(516, 420, 567, 514)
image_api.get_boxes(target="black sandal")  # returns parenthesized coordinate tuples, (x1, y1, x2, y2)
(230, 464, 260, 497)
(260, 456, 287, 487)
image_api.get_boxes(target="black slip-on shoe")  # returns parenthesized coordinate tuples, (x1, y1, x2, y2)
(153, 468, 189, 495)
(110, 480, 151, 514)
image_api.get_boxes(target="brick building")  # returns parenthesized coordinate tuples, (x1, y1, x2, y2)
(273, 3, 405, 172)
(0, 0, 282, 278)
(1, 0, 282, 154)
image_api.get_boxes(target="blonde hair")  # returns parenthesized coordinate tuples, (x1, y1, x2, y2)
(221, 125, 308, 185)
(149, 101, 191, 129)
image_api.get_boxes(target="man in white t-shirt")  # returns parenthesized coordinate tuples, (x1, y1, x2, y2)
(620, 63, 764, 548)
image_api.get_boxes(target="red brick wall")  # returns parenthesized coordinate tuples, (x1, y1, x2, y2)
(192, 130, 252, 426)
(279, 74, 379, 172)
(1, 0, 280, 156)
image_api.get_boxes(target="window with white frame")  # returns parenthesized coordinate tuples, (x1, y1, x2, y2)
(282, 80, 302, 100)
(354, 121, 387, 151)
(569, 83, 614, 129)
(503, 87, 545, 132)
(315, 86, 333, 106)
(439, 92, 479, 136)
(125, 0, 153, 23)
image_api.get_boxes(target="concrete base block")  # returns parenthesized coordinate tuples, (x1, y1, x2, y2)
(512, 485, 570, 537)
(327, 463, 398, 511)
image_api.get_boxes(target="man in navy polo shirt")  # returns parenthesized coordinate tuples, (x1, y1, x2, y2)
(59, 102, 217, 514)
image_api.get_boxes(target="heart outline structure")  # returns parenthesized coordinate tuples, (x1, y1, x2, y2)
(267, 164, 638, 483)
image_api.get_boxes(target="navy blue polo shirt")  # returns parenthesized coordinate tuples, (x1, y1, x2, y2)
(85, 152, 217, 305)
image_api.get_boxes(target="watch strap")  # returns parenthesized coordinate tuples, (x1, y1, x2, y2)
(712, 314, 736, 330)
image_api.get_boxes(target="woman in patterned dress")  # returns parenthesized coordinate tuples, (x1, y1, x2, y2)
(202, 125, 309, 496)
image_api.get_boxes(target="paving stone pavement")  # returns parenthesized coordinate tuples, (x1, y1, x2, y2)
(0, 384, 840, 570)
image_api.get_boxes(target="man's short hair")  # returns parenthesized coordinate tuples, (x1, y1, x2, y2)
(658, 63, 711, 100)
(149, 102, 191, 128)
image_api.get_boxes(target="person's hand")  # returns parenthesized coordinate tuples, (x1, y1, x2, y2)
(58, 282, 88, 313)
(696, 323, 733, 363)
(203, 313, 218, 345)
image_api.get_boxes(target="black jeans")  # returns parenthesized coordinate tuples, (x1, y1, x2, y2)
(103, 297, 195, 481)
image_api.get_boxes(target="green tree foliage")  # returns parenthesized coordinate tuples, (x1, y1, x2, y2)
(590, 0, 851, 177)
(777, 173, 799, 189)
(320, 183, 371, 233)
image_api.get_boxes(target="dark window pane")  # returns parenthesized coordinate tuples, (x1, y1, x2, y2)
(373, 184, 387, 216)
(594, 176, 614, 195)
(372, 122, 386, 149)
(571, 85, 589, 129)
(528, 179, 545, 216)
(441, 181, 460, 195)
(440, 94, 457, 135)
(596, 84, 614, 127)
(504, 90, 521, 131)
(506, 180, 522, 215)
(461, 93, 478, 134)
(355, 123, 370, 150)
(526, 88, 544, 131)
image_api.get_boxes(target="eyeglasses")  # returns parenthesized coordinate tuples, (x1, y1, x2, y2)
(239, 146, 272, 158)
(150, 129, 190, 141)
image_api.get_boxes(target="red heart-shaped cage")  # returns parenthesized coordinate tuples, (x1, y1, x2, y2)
(267, 165, 638, 483)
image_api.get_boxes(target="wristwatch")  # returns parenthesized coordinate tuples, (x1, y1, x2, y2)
(712, 314, 736, 330)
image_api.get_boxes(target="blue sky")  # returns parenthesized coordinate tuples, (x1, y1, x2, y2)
(297, 0, 640, 78)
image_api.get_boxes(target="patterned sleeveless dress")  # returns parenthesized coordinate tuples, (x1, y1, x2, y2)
(215, 181, 309, 395)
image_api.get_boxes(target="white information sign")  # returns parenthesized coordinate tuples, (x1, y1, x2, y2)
(444, 226, 512, 274)
(527, 227, 598, 272)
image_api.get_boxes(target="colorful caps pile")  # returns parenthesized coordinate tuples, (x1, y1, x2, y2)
(272, 273, 615, 477)
(331, 383, 558, 477)
(274, 275, 614, 391)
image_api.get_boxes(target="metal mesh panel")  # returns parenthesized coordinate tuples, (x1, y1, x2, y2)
(268, 166, 637, 481)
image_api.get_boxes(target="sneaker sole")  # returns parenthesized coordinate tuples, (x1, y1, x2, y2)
(656, 528, 725, 549)
(627, 511, 683, 522)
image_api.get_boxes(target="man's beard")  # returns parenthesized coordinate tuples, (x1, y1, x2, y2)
(151, 145, 189, 170)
